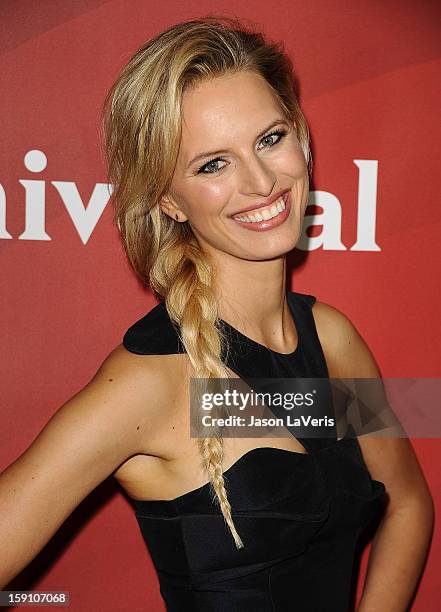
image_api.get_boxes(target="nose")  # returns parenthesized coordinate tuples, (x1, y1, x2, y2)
(238, 154, 277, 198)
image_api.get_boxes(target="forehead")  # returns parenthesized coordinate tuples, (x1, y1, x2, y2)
(180, 71, 283, 150)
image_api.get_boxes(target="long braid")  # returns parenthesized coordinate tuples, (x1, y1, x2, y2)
(160, 235, 244, 549)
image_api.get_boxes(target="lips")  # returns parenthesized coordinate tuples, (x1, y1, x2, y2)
(230, 189, 292, 232)
(229, 189, 290, 218)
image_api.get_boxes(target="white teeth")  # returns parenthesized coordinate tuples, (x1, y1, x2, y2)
(234, 197, 286, 223)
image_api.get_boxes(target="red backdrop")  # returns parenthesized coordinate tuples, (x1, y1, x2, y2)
(1, 1, 440, 610)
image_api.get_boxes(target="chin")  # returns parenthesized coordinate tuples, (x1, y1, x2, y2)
(246, 241, 296, 261)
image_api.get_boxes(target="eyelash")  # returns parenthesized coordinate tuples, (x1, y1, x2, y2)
(196, 128, 289, 175)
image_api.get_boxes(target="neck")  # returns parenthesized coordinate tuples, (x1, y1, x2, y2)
(212, 254, 296, 353)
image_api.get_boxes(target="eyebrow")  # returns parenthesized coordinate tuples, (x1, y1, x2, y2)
(186, 118, 290, 169)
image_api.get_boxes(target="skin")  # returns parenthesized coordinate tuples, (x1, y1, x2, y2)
(0, 70, 433, 608)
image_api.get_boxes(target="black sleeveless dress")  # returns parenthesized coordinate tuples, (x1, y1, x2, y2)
(122, 290, 386, 612)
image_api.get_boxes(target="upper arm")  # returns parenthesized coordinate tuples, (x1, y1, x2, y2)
(0, 344, 167, 586)
(312, 300, 434, 514)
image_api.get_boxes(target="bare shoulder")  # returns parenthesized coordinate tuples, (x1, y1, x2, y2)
(88, 344, 187, 449)
(310, 299, 381, 378)
(310, 301, 433, 514)
(95, 343, 181, 407)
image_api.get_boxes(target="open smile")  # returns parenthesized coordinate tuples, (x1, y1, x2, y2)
(230, 190, 291, 232)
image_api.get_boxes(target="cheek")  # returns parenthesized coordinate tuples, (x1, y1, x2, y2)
(188, 182, 231, 218)
(276, 146, 307, 177)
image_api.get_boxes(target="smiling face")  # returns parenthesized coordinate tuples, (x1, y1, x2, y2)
(160, 70, 309, 263)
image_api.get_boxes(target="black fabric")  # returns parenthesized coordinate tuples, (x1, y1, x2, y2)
(123, 291, 386, 611)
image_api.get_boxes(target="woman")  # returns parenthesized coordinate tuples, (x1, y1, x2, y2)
(0, 15, 434, 611)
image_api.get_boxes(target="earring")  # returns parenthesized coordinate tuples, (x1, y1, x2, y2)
(175, 213, 179, 221)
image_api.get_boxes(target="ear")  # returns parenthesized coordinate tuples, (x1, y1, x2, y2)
(159, 194, 188, 223)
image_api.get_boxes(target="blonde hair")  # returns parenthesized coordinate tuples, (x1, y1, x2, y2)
(101, 14, 311, 550)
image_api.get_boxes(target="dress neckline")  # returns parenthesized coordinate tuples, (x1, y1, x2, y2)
(217, 290, 301, 358)
(131, 445, 310, 507)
